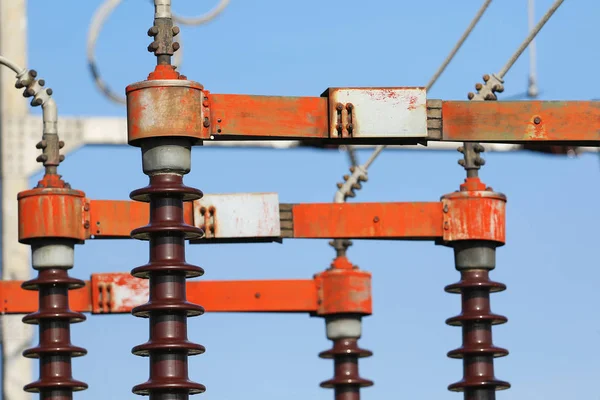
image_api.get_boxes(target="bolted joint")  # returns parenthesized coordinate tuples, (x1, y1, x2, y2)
(146, 18, 179, 62)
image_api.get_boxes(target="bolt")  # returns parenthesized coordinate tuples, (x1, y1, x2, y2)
(534, 116, 541, 124)
(373, 216, 380, 223)
(346, 103, 354, 110)
(336, 103, 344, 111)
(46, 88, 53, 96)
(486, 186, 494, 191)
(217, 118, 222, 123)
(483, 74, 490, 82)
(172, 26, 180, 36)
(467, 92, 475, 100)
(84, 221, 90, 229)
(475, 83, 483, 91)
(59, 155, 65, 162)
(59, 141, 65, 148)
(29, 70, 37, 78)
(172, 42, 181, 51)
(84, 203, 90, 212)
(38, 79, 45, 87)
(443, 204, 449, 213)
(254, 292, 261, 299)
(444, 221, 449, 230)
(202, 101, 209, 107)
(147, 26, 159, 37)
(203, 117, 210, 128)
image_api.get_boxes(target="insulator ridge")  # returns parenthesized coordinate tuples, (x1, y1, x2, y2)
(320, 338, 373, 400)
(130, 173, 206, 398)
(22, 265, 88, 398)
(445, 266, 510, 398)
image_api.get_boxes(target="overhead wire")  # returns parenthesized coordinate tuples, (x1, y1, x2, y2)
(358, 0, 564, 178)
(360, 0, 494, 171)
(87, 0, 230, 104)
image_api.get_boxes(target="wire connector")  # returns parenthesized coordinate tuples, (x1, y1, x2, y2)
(468, 74, 504, 101)
(334, 165, 368, 203)
(15, 69, 53, 108)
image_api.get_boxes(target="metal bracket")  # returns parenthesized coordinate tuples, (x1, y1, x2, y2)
(322, 87, 428, 140)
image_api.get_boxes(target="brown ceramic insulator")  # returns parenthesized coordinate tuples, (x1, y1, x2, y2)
(445, 269, 510, 398)
(21, 268, 88, 399)
(319, 338, 373, 400)
(130, 173, 206, 398)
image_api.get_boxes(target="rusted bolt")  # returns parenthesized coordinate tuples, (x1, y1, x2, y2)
(443, 204, 449, 213)
(534, 116, 541, 124)
(346, 103, 354, 110)
(84, 203, 90, 212)
(84, 221, 90, 229)
(373, 216, 380, 223)
(172, 26, 180, 36)
(444, 221, 449, 230)
(203, 117, 210, 128)
(336, 103, 344, 111)
(202, 101, 209, 108)
(475, 83, 483, 90)
(486, 186, 494, 191)
(467, 92, 475, 100)
(147, 26, 159, 37)
(200, 207, 207, 214)
(254, 292, 261, 299)
(172, 42, 181, 51)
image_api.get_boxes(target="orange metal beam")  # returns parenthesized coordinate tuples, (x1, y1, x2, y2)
(0, 275, 318, 314)
(210, 94, 328, 139)
(88, 200, 194, 239)
(291, 202, 444, 239)
(441, 101, 600, 144)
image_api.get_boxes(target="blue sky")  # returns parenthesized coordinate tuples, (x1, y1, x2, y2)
(8, 0, 600, 399)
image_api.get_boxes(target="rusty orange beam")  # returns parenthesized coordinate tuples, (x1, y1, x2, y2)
(441, 101, 600, 143)
(290, 202, 444, 239)
(0, 276, 317, 314)
(88, 200, 194, 239)
(210, 94, 328, 139)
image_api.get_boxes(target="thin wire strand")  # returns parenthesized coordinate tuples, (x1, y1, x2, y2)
(363, 0, 565, 173)
(0, 55, 24, 74)
(87, 0, 229, 105)
(426, 0, 493, 90)
(362, 0, 494, 171)
(497, 0, 563, 79)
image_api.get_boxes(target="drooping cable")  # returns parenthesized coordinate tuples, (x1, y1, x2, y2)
(87, 0, 229, 104)
(358, 0, 564, 180)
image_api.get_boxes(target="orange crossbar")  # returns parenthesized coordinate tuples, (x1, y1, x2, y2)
(88, 200, 194, 239)
(0, 276, 317, 314)
(210, 94, 328, 139)
(441, 101, 600, 143)
(85, 200, 444, 240)
(206, 95, 599, 144)
(291, 202, 444, 239)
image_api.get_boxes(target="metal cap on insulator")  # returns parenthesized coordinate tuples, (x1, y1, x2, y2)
(325, 314, 362, 340)
(126, 68, 206, 147)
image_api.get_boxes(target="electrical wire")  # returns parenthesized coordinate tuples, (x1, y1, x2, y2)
(0, 55, 25, 74)
(360, 0, 564, 176)
(361, 0, 493, 172)
(87, 0, 230, 105)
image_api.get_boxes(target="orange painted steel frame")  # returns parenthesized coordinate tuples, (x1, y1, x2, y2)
(125, 92, 600, 144)
(5, 182, 505, 315)
(27, 196, 504, 241)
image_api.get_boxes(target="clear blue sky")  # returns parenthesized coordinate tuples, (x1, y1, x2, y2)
(11, 0, 600, 399)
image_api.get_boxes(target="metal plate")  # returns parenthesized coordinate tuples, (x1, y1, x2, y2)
(193, 193, 281, 239)
(326, 87, 427, 139)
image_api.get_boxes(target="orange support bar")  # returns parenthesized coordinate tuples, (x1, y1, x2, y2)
(81, 197, 505, 242)
(441, 101, 600, 143)
(88, 200, 194, 239)
(0, 274, 318, 314)
(291, 202, 444, 239)
(210, 94, 328, 139)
